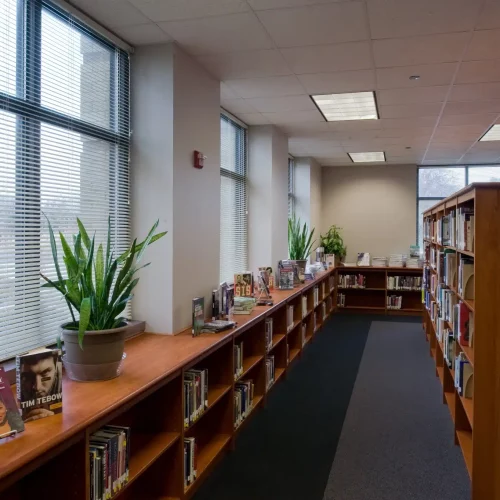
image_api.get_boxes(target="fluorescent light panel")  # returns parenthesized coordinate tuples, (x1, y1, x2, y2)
(312, 91, 379, 122)
(348, 152, 386, 163)
(480, 124, 500, 141)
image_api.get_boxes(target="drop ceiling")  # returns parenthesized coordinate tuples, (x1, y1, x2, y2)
(69, 0, 500, 166)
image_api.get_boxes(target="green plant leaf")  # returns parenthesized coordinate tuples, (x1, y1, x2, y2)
(60, 232, 78, 278)
(77, 218, 91, 250)
(78, 297, 91, 349)
(95, 243, 104, 301)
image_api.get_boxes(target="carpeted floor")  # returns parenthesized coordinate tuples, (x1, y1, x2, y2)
(193, 315, 470, 500)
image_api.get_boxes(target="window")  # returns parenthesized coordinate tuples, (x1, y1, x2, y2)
(0, 0, 130, 361)
(416, 165, 500, 248)
(220, 114, 248, 283)
(288, 156, 295, 219)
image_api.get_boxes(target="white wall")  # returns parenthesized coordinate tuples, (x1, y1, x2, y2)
(131, 43, 220, 333)
(321, 165, 417, 262)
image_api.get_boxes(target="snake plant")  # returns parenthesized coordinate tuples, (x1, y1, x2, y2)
(288, 215, 315, 260)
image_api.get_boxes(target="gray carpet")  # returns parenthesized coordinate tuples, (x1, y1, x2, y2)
(324, 321, 470, 500)
(323, 321, 471, 500)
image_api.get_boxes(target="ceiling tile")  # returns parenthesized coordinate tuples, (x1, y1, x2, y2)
(225, 75, 304, 98)
(432, 124, 486, 142)
(377, 86, 448, 106)
(380, 117, 438, 129)
(249, 0, 346, 10)
(379, 102, 443, 118)
(422, 159, 460, 165)
(281, 122, 331, 135)
(243, 95, 316, 113)
(280, 42, 372, 74)
(197, 50, 291, 80)
(368, 0, 479, 39)
(450, 82, 500, 102)
(464, 30, 500, 61)
(158, 13, 273, 55)
(256, 3, 369, 48)
(112, 23, 171, 45)
(456, 60, 500, 84)
(426, 141, 473, 152)
(221, 98, 258, 114)
(128, 0, 249, 22)
(461, 151, 500, 163)
(297, 70, 375, 94)
(221, 82, 238, 99)
(476, 1, 500, 30)
(376, 63, 457, 89)
(315, 157, 351, 166)
(262, 110, 324, 125)
(439, 113, 498, 127)
(69, 0, 151, 28)
(328, 120, 383, 131)
(373, 33, 469, 68)
(443, 100, 500, 115)
(236, 113, 270, 125)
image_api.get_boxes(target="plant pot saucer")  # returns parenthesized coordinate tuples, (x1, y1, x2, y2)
(62, 353, 126, 382)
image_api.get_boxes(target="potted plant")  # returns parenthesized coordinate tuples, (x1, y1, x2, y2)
(320, 225, 347, 267)
(288, 216, 315, 281)
(41, 216, 166, 381)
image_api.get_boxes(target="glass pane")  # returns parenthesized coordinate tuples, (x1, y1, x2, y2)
(0, 0, 19, 96)
(418, 167, 466, 197)
(418, 199, 439, 250)
(41, 8, 113, 129)
(221, 116, 246, 176)
(468, 165, 500, 183)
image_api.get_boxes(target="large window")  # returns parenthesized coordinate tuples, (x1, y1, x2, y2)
(220, 114, 248, 283)
(288, 156, 295, 219)
(417, 165, 500, 248)
(0, 0, 130, 361)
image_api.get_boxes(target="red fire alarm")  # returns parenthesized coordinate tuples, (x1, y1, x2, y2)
(194, 151, 206, 169)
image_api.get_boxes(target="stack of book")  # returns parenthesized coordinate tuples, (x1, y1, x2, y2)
(338, 274, 366, 288)
(234, 379, 254, 427)
(287, 305, 294, 332)
(337, 293, 345, 307)
(201, 319, 236, 333)
(184, 369, 208, 428)
(388, 254, 405, 267)
(387, 295, 402, 310)
(372, 257, 387, 267)
(265, 355, 275, 389)
(265, 318, 273, 353)
(89, 425, 130, 500)
(406, 257, 422, 268)
(234, 297, 256, 315)
(457, 206, 474, 251)
(387, 275, 422, 290)
(184, 437, 197, 487)
(234, 343, 243, 380)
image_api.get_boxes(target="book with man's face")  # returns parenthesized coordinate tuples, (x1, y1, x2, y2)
(16, 348, 63, 421)
(0, 367, 25, 436)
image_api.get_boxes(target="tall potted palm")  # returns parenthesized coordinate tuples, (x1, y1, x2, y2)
(41, 216, 166, 381)
(288, 216, 315, 281)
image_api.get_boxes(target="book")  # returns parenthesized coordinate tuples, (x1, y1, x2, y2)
(16, 348, 63, 422)
(357, 252, 370, 266)
(192, 297, 205, 337)
(201, 320, 236, 333)
(234, 272, 253, 297)
(0, 367, 24, 437)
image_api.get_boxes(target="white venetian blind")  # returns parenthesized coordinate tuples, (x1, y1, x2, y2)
(0, 0, 130, 361)
(220, 113, 248, 283)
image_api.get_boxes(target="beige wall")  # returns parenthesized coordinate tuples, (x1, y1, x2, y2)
(321, 165, 417, 263)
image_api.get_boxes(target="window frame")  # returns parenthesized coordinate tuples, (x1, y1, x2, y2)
(288, 155, 295, 219)
(0, 0, 130, 363)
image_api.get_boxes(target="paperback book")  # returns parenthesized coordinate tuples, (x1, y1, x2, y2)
(192, 297, 205, 337)
(0, 367, 24, 438)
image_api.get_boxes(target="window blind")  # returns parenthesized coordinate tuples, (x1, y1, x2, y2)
(0, 0, 130, 361)
(220, 114, 247, 283)
(288, 156, 295, 218)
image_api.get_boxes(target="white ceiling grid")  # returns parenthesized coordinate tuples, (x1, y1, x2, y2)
(68, 0, 500, 166)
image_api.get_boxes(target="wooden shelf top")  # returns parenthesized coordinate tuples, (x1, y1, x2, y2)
(289, 348, 300, 364)
(444, 391, 456, 423)
(338, 287, 385, 291)
(460, 395, 474, 427)
(338, 266, 423, 272)
(456, 430, 473, 478)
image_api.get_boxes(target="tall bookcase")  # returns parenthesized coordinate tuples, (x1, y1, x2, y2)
(422, 182, 500, 499)
(0, 270, 337, 500)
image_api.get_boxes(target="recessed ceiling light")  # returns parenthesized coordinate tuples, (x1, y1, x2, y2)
(348, 152, 386, 163)
(409, 75, 420, 80)
(479, 124, 500, 141)
(311, 91, 379, 122)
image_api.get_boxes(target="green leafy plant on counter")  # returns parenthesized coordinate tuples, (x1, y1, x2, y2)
(320, 225, 347, 260)
(41, 216, 166, 348)
(288, 215, 315, 260)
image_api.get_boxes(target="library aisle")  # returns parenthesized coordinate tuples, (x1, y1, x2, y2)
(193, 315, 470, 500)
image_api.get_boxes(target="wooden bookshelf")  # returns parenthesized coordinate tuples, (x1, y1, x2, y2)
(0, 268, 337, 500)
(336, 266, 423, 315)
(422, 182, 500, 499)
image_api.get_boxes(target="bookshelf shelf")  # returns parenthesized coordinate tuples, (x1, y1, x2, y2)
(237, 355, 263, 381)
(304, 334, 312, 345)
(270, 333, 285, 351)
(274, 368, 286, 385)
(234, 395, 263, 434)
(343, 305, 385, 310)
(289, 348, 300, 364)
(423, 183, 500, 497)
(288, 319, 301, 333)
(338, 287, 385, 291)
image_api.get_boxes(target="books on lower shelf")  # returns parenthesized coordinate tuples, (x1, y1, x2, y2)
(234, 342, 243, 380)
(313, 286, 319, 306)
(302, 295, 308, 318)
(457, 206, 474, 252)
(184, 369, 208, 428)
(454, 353, 473, 399)
(322, 302, 327, 320)
(265, 318, 273, 353)
(387, 275, 422, 290)
(329, 274, 335, 291)
(89, 425, 130, 500)
(234, 379, 255, 427)
(458, 256, 474, 299)
(301, 323, 306, 347)
(337, 293, 345, 308)
(454, 302, 474, 348)
(287, 305, 294, 332)
(443, 251, 457, 288)
(265, 355, 275, 389)
(184, 437, 197, 487)
(387, 295, 402, 310)
(338, 274, 366, 288)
